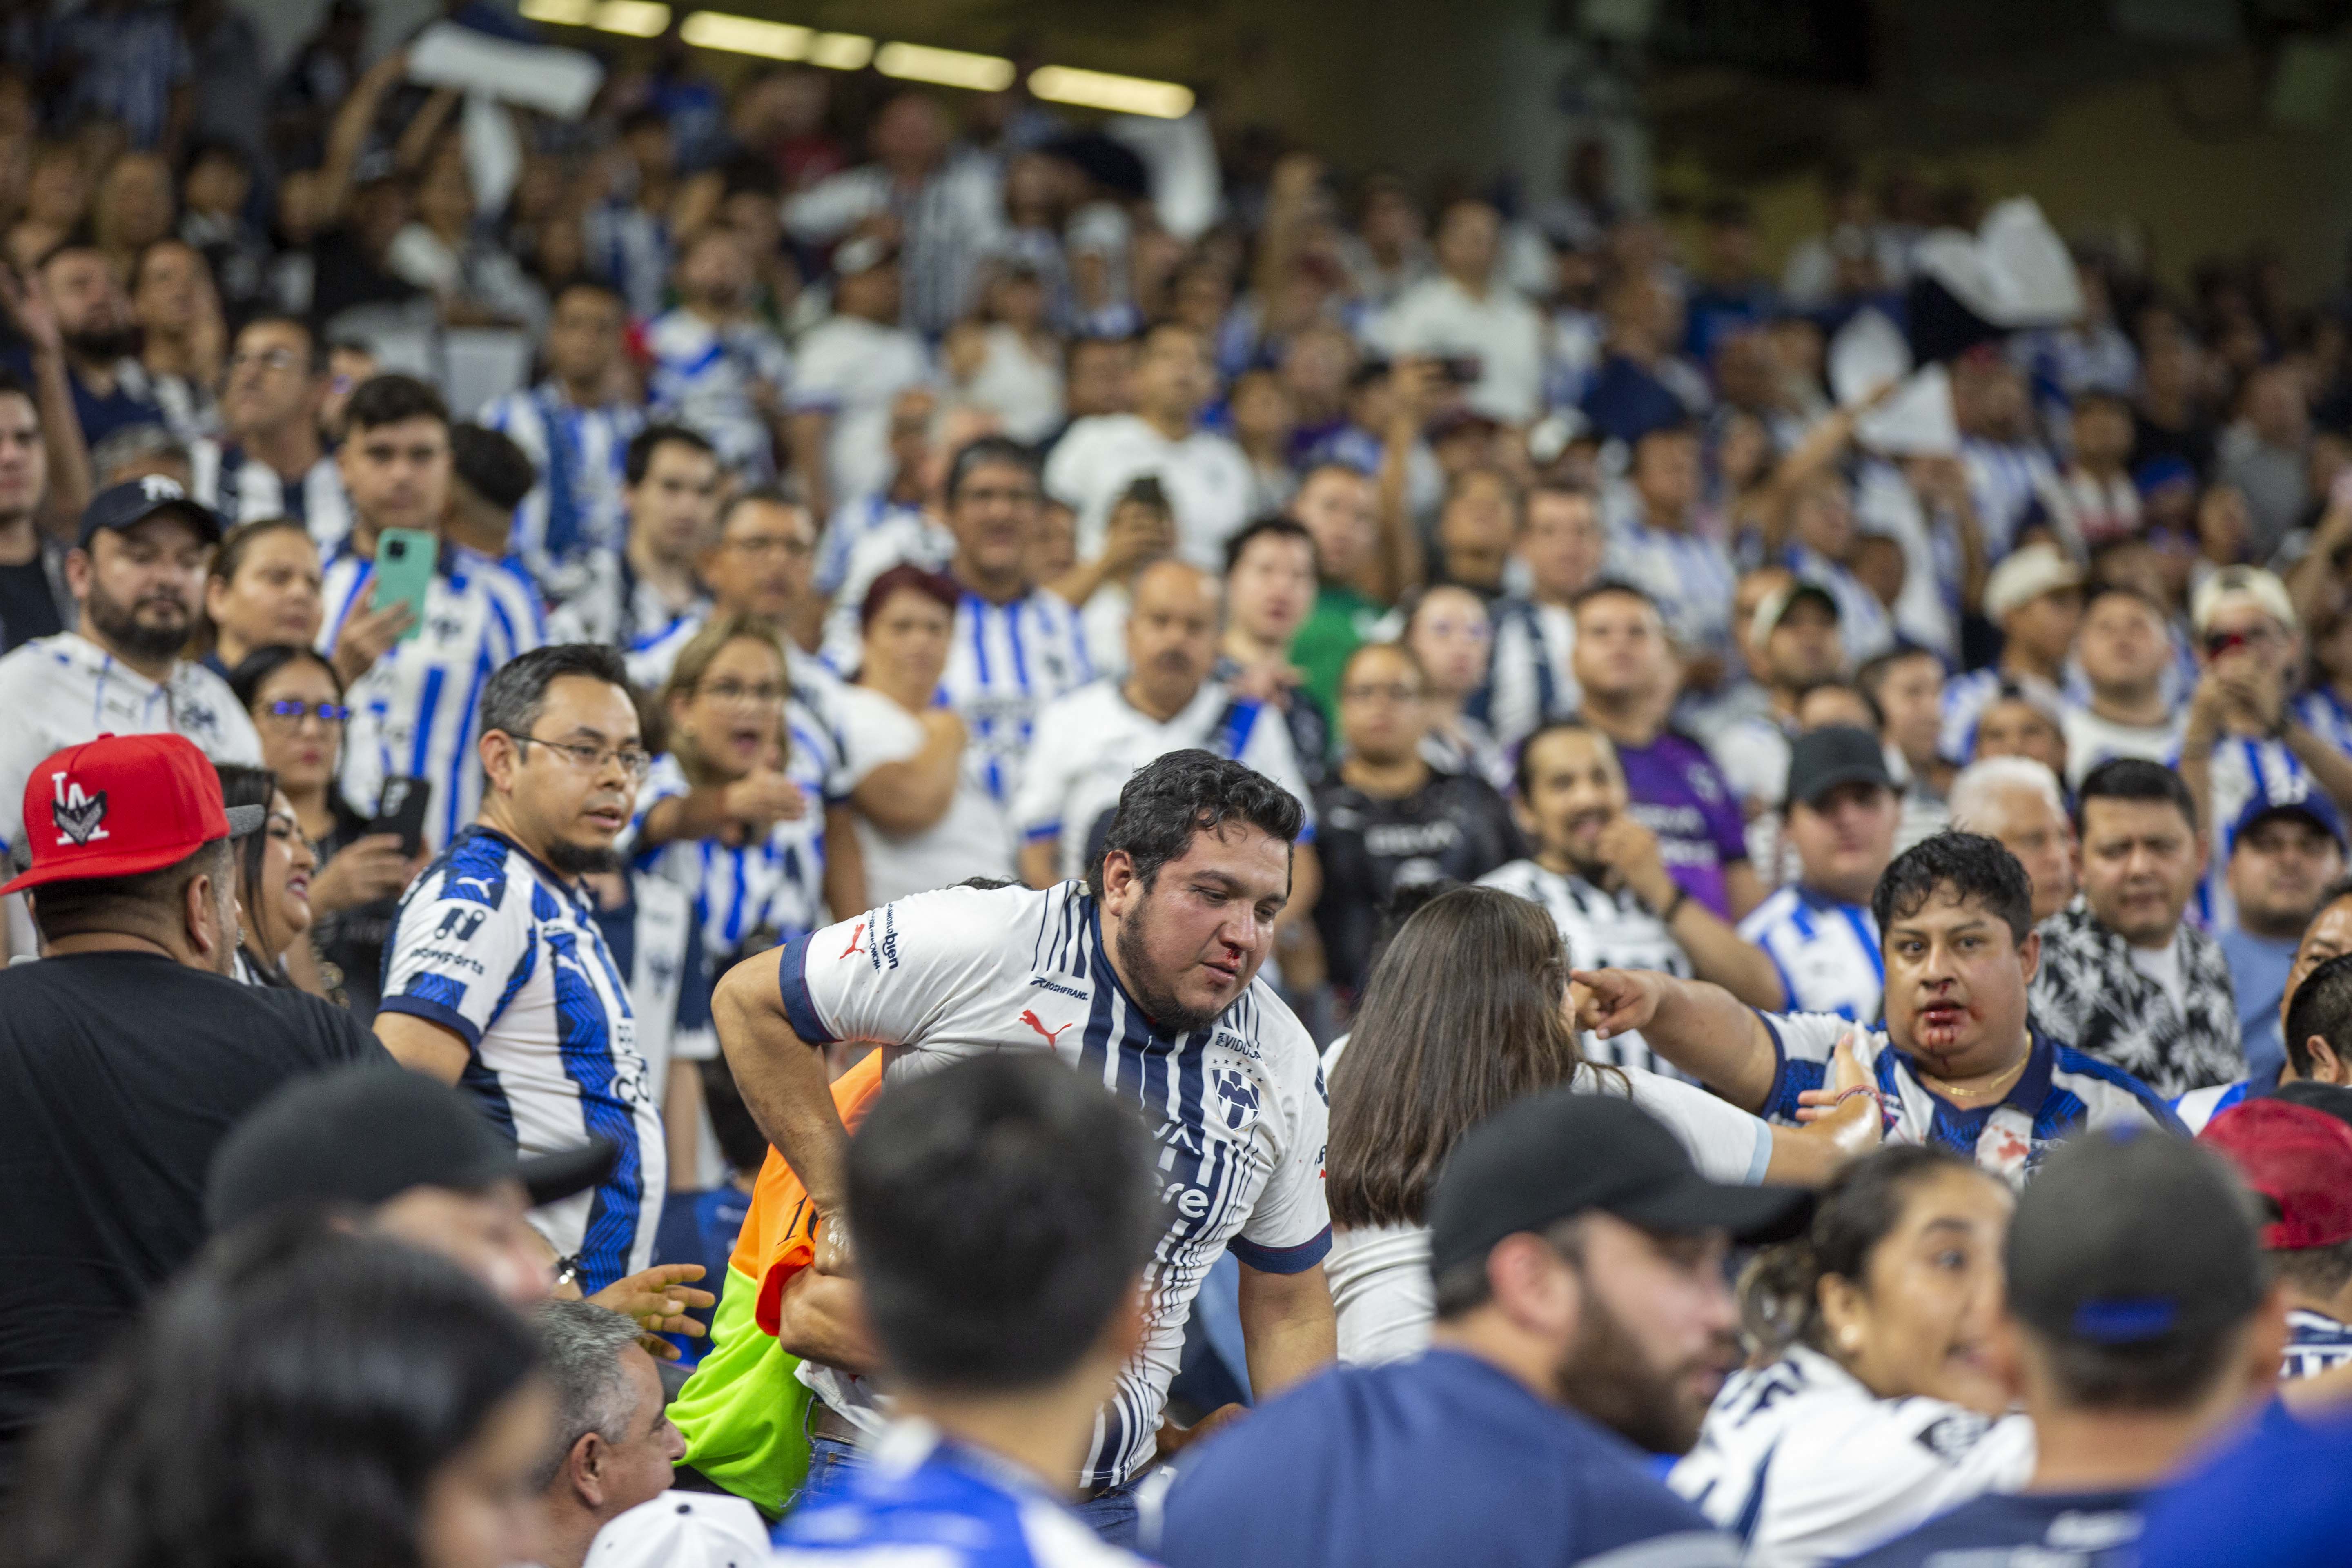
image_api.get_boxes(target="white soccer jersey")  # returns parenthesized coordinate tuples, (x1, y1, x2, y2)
(778, 880, 1331, 1492)
(1011, 678, 1316, 883)
(626, 751, 826, 962)
(381, 825, 666, 1293)
(2194, 735, 2315, 930)
(1670, 1344, 2036, 1568)
(1602, 510, 1739, 660)
(1477, 858, 1694, 1076)
(644, 308, 792, 481)
(1482, 597, 1578, 754)
(479, 383, 647, 572)
(1753, 1011, 2181, 1185)
(788, 314, 932, 514)
(1041, 413, 1255, 570)
(323, 542, 546, 851)
(1740, 886, 1884, 1023)
(188, 441, 353, 554)
(0, 631, 263, 864)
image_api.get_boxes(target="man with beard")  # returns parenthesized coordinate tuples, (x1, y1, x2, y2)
(645, 227, 793, 483)
(29, 243, 166, 449)
(1156, 1092, 1791, 1568)
(189, 314, 353, 554)
(1574, 832, 2180, 1185)
(1480, 719, 1782, 1073)
(376, 644, 668, 1297)
(0, 477, 262, 960)
(710, 751, 1337, 1543)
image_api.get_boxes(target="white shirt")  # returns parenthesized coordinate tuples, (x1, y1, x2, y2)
(188, 440, 353, 556)
(1011, 678, 1316, 883)
(837, 683, 1013, 903)
(816, 492, 929, 600)
(380, 824, 666, 1293)
(780, 880, 1331, 1491)
(624, 753, 826, 964)
(2061, 707, 2184, 789)
(322, 542, 546, 852)
(2127, 938, 2188, 1017)
(961, 322, 1064, 444)
(1739, 886, 1884, 1022)
(1042, 413, 1255, 570)
(1475, 858, 1695, 1077)
(644, 308, 792, 481)
(788, 314, 932, 511)
(0, 631, 263, 866)
(1370, 274, 1549, 425)
(1670, 1344, 2036, 1568)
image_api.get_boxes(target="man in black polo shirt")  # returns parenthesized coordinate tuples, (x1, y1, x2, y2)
(0, 731, 385, 1472)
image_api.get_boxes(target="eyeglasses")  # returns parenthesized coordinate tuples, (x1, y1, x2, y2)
(508, 734, 653, 780)
(227, 347, 305, 374)
(700, 679, 786, 705)
(261, 699, 350, 727)
(728, 534, 812, 560)
(1342, 683, 1424, 704)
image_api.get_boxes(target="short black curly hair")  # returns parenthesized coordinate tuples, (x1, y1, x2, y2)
(1086, 750, 1303, 899)
(1871, 830, 2037, 945)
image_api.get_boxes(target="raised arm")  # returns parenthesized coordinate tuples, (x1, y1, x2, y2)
(318, 49, 411, 228)
(1572, 967, 1781, 1114)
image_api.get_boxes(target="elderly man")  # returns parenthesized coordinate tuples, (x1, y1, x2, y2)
(1949, 755, 2079, 925)
(2031, 758, 2240, 1098)
(533, 1299, 688, 1568)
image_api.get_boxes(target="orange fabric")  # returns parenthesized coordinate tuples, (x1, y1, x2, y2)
(734, 1051, 887, 1338)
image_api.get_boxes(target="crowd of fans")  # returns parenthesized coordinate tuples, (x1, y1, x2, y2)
(3, 1, 2352, 1564)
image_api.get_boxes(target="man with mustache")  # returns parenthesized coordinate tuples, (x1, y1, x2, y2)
(1574, 832, 2180, 1185)
(1480, 718, 1783, 1074)
(644, 227, 793, 483)
(1157, 1093, 1795, 1568)
(33, 242, 166, 448)
(1015, 558, 1316, 895)
(0, 477, 262, 960)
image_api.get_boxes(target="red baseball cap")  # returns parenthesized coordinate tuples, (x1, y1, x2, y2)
(1, 733, 265, 895)
(2201, 1098, 2352, 1250)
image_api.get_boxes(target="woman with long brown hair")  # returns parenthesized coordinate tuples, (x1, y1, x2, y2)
(1324, 884, 1877, 1366)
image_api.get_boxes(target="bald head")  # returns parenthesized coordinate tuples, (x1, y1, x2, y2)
(1127, 558, 1220, 715)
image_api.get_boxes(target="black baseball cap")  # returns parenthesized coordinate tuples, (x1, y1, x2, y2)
(77, 475, 225, 550)
(205, 1065, 618, 1233)
(1426, 1091, 1811, 1279)
(1784, 725, 1895, 811)
(2274, 1079, 2352, 1136)
(2006, 1126, 2264, 1351)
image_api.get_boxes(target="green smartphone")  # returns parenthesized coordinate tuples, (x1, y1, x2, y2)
(372, 528, 437, 644)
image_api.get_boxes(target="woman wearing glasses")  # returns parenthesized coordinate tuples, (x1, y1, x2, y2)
(630, 613, 827, 968)
(229, 644, 423, 1012)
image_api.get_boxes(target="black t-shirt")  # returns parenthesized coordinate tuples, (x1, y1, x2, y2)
(0, 952, 387, 1451)
(1312, 770, 1526, 997)
(0, 555, 61, 653)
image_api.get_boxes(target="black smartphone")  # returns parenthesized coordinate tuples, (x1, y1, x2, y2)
(370, 775, 432, 858)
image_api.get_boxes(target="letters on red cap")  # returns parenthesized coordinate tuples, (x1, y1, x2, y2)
(0, 733, 236, 896)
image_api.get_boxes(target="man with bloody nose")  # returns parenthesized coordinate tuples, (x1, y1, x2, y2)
(711, 748, 1336, 1545)
(1572, 831, 2182, 1185)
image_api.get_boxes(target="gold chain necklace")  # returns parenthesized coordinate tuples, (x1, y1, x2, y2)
(1916, 1054, 2029, 1103)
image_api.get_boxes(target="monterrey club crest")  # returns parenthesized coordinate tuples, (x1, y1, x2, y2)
(49, 771, 108, 844)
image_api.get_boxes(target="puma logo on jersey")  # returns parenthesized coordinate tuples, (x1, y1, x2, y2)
(1020, 1009, 1074, 1049)
(838, 921, 865, 960)
(48, 772, 108, 844)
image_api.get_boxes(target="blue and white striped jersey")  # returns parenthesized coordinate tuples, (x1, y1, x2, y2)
(624, 621, 858, 811)
(1938, 668, 2071, 766)
(2283, 1308, 2352, 1381)
(944, 586, 1095, 824)
(322, 540, 547, 851)
(816, 492, 929, 598)
(774, 1422, 1150, 1568)
(543, 549, 707, 655)
(478, 383, 647, 575)
(2187, 734, 2316, 930)
(778, 881, 1331, 1492)
(188, 440, 352, 554)
(380, 825, 666, 1293)
(1480, 596, 1578, 754)
(2172, 1077, 2250, 1134)
(1756, 1013, 2181, 1185)
(583, 201, 670, 322)
(1476, 858, 1694, 1080)
(1784, 543, 1895, 665)
(1961, 437, 2058, 559)
(1602, 511, 1740, 661)
(625, 752, 826, 964)
(644, 309, 791, 481)
(2294, 686, 2352, 756)
(1739, 886, 1884, 1023)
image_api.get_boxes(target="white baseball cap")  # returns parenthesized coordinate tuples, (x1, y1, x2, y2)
(584, 1492, 770, 1568)
(1983, 542, 2085, 624)
(2191, 564, 2299, 638)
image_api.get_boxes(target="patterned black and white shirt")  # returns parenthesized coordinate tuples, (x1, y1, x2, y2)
(2028, 898, 2243, 1098)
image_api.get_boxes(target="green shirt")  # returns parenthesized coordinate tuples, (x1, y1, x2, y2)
(1292, 581, 1387, 717)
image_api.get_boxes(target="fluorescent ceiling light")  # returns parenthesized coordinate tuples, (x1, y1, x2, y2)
(592, 0, 669, 35)
(678, 10, 810, 58)
(806, 31, 873, 69)
(1028, 65, 1194, 118)
(519, 0, 594, 23)
(874, 40, 1015, 91)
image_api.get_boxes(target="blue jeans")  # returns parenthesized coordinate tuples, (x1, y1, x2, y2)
(792, 1432, 1140, 1546)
